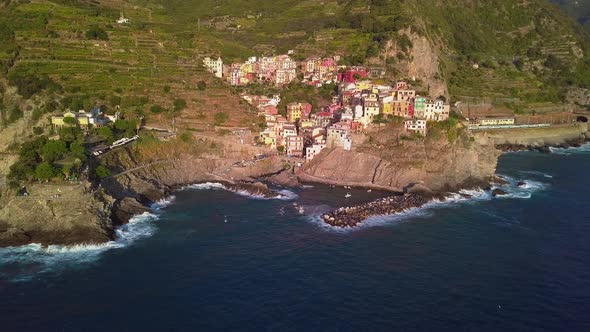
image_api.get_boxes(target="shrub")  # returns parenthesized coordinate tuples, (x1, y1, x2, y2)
(163, 85, 171, 93)
(95, 165, 111, 179)
(179, 132, 193, 142)
(35, 162, 56, 181)
(213, 112, 229, 126)
(33, 127, 44, 135)
(173, 98, 187, 112)
(150, 105, 166, 114)
(85, 25, 109, 40)
(197, 81, 207, 91)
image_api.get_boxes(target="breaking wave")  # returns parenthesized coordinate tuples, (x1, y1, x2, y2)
(549, 142, 590, 155)
(305, 175, 549, 231)
(0, 202, 169, 282)
(183, 182, 298, 201)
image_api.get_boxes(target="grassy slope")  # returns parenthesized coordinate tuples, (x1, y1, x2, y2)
(0, 0, 253, 131)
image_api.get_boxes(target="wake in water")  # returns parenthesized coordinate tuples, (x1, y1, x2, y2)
(0, 197, 174, 282)
(519, 171, 553, 179)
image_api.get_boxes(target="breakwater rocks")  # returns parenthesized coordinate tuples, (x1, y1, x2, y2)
(496, 136, 589, 153)
(321, 194, 431, 228)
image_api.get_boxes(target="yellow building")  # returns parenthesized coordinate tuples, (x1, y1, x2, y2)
(51, 111, 77, 128)
(300, 119, 314, 129)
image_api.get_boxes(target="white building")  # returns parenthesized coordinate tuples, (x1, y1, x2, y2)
(424, 99, 450, 122)
(404, 119, 427, 135)
(341, 108, 354, 121)
(354, 105, 364, 119)
(306, 142, 327, 161)
(363, 93, 380, 119)
(117, 14, 129, 24)
(203, 56, 224, 78)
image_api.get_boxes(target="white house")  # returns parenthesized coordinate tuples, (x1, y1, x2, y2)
(306, 142, 327, 161)
(424, 99, 450, 122)
(203, 56, 224, 78)
(404, 119, 427, 135)
(117, 14, 129, 24)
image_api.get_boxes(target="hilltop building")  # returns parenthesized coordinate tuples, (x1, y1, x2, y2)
(203, 57, 223, 78)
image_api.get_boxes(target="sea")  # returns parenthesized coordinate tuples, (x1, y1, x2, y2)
(1, 145, 590, 331)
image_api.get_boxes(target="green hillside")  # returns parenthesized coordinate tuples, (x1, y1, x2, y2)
(1, 0, 590, 124)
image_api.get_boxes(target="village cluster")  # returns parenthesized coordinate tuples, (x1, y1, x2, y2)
(203, 53, 452, 161)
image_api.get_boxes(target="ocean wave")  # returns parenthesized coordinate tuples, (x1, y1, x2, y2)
(494, 174, 548, 200)
(183, 182, 298, 201)
(549, 142, 590, 155)
(151, 195, 176, 211)
(306, 175, 549, 231)
(0, 210, 163, 282)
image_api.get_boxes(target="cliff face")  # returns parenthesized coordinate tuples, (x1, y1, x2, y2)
(0, 184, 113, 247)
(375, 29, 447, 99)
(301, 137, 500, 192)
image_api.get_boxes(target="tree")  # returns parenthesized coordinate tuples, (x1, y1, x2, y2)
(85, 25, 109, 40)
(70, 141, 87, 162)
(41, 140, 67, 163)
(98, 126, 114, 142)
(174, 98, 187, 112)
(63, 116, 77, 125)
(95, 165, 111, 179)
(214, 112, 229, 126)
(35, 162, 56, 181)
(62, 164, 73, 180)
(114, 119, 130, 131)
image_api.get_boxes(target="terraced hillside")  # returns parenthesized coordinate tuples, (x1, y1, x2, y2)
(0, 0, 253, 131)
(2, 0, 590, 127)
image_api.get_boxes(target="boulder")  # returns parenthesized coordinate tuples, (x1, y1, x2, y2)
(112, 197, 149, 226)
(492, 188, 508, 197)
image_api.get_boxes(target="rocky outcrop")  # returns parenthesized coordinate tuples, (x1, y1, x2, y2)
(377, 29, 447, 98)
(301, 137, 500, 193)
(0, 184, 113, 247)
(99, 148, 286, 225)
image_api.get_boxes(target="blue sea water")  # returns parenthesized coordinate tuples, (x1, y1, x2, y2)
(1, 146, 590, 331)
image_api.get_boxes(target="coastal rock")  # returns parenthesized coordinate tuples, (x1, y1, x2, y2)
(266, 171, 301, 187)
(0, 183, 114, 247)
(112, 197, 150, 226)
(492, 188, 508, 197)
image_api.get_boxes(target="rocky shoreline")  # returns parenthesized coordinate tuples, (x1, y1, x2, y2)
(496, 136, 589, 153)
(321, 193, 431, 228)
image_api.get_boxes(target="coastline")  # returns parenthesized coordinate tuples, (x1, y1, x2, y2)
(1, 130, 588, 248)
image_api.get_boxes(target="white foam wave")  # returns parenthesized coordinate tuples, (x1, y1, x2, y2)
(183, 182, 298, 201)
(306, 174, 549, 231)
(549, 142, 590, 155)
(0, 210, 162, 281)
(151, 195, 176, 211)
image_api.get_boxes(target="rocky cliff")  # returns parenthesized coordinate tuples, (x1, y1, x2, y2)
(0, 184, 113, 247)
(301, 135, 500, 193)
